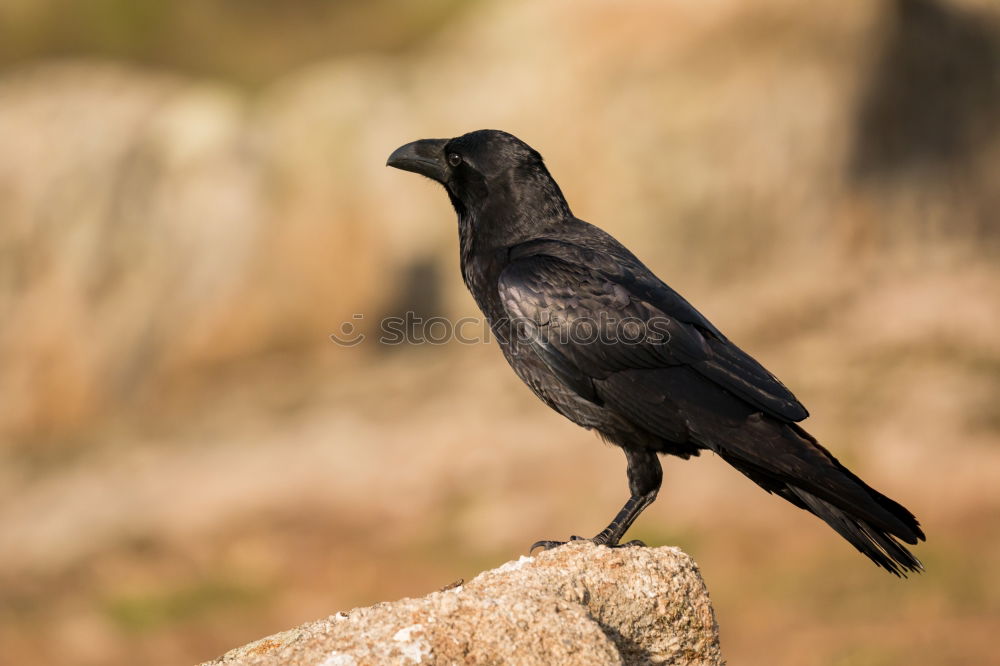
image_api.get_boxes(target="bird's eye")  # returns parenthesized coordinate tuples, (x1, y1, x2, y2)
(447, 153, 462, 167)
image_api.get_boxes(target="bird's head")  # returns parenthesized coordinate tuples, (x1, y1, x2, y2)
(387, 129, 570, 232)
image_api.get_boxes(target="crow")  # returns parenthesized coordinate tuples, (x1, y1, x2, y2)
(387, 129, 924, 575)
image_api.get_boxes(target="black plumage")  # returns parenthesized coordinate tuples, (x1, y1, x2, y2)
(387, 129, 924, 575)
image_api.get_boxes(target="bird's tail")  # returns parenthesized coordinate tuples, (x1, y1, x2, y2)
(712, 417, 925, 576)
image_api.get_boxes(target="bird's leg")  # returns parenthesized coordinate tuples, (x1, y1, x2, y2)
(531, 449, 662, 552)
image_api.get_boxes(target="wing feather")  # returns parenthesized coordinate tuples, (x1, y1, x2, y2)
(497, 251, 807, 422)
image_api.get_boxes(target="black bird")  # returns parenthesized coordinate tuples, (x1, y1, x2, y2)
(387, 129, 924, 575)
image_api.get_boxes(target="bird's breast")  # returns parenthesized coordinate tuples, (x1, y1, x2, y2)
(461, 252, 511, 324)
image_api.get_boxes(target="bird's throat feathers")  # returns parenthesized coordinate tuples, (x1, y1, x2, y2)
(454, 162, 572, 264)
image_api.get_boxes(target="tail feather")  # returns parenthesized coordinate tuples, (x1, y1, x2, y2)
(710, 417, 925, 576)
(789, 487, 924, 576)
(789, 424, 925, 545)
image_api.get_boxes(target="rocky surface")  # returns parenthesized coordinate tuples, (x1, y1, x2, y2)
(200, 542, 722, 666)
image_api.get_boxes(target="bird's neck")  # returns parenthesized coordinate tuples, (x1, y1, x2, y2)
(456, 167, 573, 314)
(457, 210, 501, 301)
(458, 180, 572, 256)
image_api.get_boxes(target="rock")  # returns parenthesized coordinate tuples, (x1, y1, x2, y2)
(200, 542, 722, 666)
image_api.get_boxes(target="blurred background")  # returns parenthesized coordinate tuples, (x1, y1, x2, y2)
(1, 0, 999, 664)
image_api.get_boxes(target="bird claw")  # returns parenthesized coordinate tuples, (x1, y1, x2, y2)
(529, 536, 648, 554)
(529, 539, 567, 553)
(619, 539, 647, 548)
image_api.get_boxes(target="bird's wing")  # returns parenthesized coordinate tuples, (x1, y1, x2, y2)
(498, 251, 807, 422)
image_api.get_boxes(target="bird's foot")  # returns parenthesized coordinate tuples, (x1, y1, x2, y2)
(529, 534, 646, 554)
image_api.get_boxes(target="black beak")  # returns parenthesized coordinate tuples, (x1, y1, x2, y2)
(386, 138, 449, 183)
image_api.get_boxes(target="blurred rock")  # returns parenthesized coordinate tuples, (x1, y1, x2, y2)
(200, 542, 722, 666)
(0, 61, 397, 439)
(0, 62, 266, 437)
(853, 0, 1000, 175)
(0, 0, 997, 442)
(849, 0, 1000, 243)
